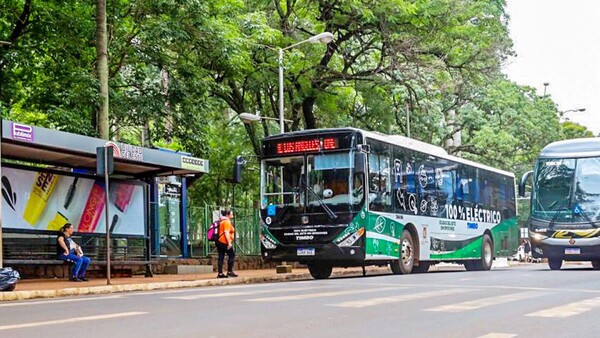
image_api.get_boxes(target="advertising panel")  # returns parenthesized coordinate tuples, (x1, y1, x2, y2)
(1, 167, 145, 236)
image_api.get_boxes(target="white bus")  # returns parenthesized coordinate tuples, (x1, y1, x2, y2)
(260, 128, 518, 279)
(519, 138, 600, 270)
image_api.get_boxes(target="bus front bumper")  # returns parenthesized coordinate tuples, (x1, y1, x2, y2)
(532, 237, 600, 261)
(261, 244, 364, 264)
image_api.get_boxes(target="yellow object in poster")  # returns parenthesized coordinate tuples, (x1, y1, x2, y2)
(23, 172, 59, 226)
(47, 212, 69, 231)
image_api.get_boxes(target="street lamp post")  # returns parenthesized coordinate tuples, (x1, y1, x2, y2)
(559, 108, 586, 122)
(562, 108, 586, 114)
(277, 32, 334, 133)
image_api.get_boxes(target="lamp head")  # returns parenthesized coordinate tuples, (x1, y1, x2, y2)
(238, 112, 262, 124)
(308, 32, 334, 44)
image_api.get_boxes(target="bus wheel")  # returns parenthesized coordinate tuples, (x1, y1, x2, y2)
(548, 258, 562, 270)
(413, 262, 430, 273)
(308, 263, 333, 279)
(592, 260, 600, 270)
(465, 234, 493, 271)
(391, 230, 414, 274)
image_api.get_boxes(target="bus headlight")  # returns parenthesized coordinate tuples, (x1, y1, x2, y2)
(260, 235, 277, 249)
(530, 232, 547, 241)
(336, 228, 365, 247)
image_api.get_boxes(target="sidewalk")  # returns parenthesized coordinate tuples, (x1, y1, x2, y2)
(1, 267, 389, 302)
(1, 258, 518, 302)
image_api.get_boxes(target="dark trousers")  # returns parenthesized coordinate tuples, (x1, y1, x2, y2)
(216, 242, 235, 274)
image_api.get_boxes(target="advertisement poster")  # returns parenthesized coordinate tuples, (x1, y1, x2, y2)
(1, 167, 145, 236)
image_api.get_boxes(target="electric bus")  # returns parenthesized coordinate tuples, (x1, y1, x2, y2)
(260, 128, 518, 279)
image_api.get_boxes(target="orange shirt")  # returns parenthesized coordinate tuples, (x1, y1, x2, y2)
(218, 218, 235, 245)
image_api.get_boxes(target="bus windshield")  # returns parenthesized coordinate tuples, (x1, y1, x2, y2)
(533, 157, 600, 223)
(261, 152, 364, 212)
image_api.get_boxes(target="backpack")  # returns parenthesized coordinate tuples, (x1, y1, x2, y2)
(207, 220, 221, 242)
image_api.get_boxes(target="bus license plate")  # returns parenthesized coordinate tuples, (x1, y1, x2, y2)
(565, 248, 580, 255)
(297, 248, 315, 256)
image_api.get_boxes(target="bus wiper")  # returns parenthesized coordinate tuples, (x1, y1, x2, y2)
(305, 185, 338, 220)
(548, 197, 570, 230)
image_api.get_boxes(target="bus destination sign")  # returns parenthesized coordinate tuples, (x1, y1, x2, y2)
(276, 138, 338, 154)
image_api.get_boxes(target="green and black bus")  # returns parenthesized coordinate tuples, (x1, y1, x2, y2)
(519, 138, 600, 270)
(260, 128, 518, 279)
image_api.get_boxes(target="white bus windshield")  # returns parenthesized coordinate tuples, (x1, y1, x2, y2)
(261, 152, 364, 211)
(533, 157, 600, 223)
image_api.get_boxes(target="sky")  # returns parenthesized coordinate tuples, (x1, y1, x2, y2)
(503, 0, 600, 134)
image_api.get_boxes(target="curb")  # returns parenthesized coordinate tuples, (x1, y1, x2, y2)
(0, 268, 379, 302)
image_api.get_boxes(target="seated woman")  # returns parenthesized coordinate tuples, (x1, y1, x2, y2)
(57, 223, 91, 282)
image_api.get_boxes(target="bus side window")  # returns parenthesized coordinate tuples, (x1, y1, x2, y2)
(368, 141, 391, 211)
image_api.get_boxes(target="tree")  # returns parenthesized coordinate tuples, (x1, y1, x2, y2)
(96, 0, 109, 139)
(561, 121, 594, 140)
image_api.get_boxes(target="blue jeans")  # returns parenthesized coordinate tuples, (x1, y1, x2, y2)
(59, 253, 91, 278)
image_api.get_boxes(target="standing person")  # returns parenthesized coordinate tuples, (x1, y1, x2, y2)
(216, 209, 237, 278)
(523, 239, 532, 263)
(57, 223, 91, 282)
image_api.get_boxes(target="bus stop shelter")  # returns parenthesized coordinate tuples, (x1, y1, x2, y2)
(0, 120, 209, 270)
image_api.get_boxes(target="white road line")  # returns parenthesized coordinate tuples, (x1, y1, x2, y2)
(0, 312, 147, 331)
(476, 333, 517, 338)
(328, 288, 471, 308)
(337, 282, 600, 294)
(164, 287, 322, 300)
(245, 286, 403, 302)
(0, 295, 123, 307)
(526, 296, 600, 318)
(425, 291, 548, 313)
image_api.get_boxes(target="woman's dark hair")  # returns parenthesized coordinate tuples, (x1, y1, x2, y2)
(221, 209, 232, 217)
(60, 223, 73, 233)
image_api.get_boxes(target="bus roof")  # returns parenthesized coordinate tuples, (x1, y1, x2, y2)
(263, 128, 514, 178)
(540, 137, 600, 158)
(361, 129, 514, 177)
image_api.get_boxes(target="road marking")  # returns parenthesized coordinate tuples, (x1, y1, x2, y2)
(425, 291, 548, 312)
(476, 334, 517, 338)
(0, 295, 123, 307)
(164, 287, 322, 300)
(339, 282, 600, 294)
(526, 296, 600, 318)
(245, 286, 402, 302)
(0, 312, 147, 331)
(328, 288, 471, 308)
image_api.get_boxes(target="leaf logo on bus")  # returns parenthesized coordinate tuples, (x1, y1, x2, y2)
(374, 216, 386, 234)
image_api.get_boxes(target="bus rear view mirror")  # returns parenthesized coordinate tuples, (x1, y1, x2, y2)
(354, 152, 367, 174)
(519, 170, 533, 197)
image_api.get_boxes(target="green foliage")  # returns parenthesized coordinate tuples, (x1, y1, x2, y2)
(0, 0, 594, 208)
(561, 121, 594, 140)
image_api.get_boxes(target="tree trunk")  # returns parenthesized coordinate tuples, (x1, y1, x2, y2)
(96, 0, 109, 139)
(302, 96, 317, 129)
